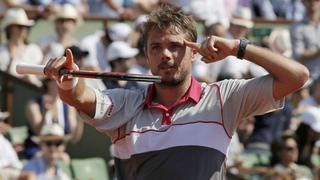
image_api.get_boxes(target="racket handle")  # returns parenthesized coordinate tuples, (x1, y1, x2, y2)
(16, 64, 45, 76)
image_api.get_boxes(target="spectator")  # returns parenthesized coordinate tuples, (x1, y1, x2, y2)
(0, 8, 43, 86)
(271, 133, 313, 179)
(66, 45, 106, 90)
(128, 36, 151, 88)
(300, 76, 320, 108)
(296, 107, 320, 168)
(103, 41, 140, 89)
(23, 123, 71, 180)
(0, 113, 36, 180)
(290, 0, 320, 79)
(268, 29, 292, 58)
(38, 3, 80, 64)
(161, 0, 230, 28)
(288, 78, 312, 131)
(245, 101, 293, 155)
(24, 78, 82, 158)
(130, 14, 148, 48)
(80, 22, 132, 71)
(206, 6, 254, 82)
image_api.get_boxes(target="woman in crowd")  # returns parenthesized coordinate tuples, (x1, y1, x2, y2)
(0, 8, 43, 86)
(24, 78, 83, 159)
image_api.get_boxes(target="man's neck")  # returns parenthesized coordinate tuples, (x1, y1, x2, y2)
(154, 77, 191, 108)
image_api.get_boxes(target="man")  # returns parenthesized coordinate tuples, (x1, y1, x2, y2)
(38, 3, 80, 64)
(23, 123, 71, 180)
(0, 112, 35, 180)
(290, 0, 320, 79)
(80, 22, 132, 72)
(43, 5, 308, 179)
(103, 41, 140, 89)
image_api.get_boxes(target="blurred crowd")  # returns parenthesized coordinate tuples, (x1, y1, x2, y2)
(0, 0, 320, 179)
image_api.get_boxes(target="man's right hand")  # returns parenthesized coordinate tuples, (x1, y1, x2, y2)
(44, 49, 77, 83)
(184, 36, 239, 64)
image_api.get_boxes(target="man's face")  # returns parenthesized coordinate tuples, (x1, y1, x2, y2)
(145, 29, 196, 86)
(41, 139, 65, 161)
(55, 18, 76, 35)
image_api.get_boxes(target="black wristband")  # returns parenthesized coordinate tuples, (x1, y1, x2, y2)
(237, 38, 250, 60)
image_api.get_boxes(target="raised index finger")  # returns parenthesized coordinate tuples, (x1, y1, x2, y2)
(183, 39, 201, 51)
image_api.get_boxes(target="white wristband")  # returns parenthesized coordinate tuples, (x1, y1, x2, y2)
(56, 65, 79, 90)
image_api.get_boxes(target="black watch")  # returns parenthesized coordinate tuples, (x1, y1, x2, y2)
(237, 38, 250, 60)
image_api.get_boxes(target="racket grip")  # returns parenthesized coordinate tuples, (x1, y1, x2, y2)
(16, 64, 45, 76)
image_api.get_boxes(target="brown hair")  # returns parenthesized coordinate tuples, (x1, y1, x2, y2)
(142, 4, 197, 48)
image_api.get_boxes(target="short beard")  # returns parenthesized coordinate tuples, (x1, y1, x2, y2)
(158, 70, 189, 87)
(159, 78, 184, 86)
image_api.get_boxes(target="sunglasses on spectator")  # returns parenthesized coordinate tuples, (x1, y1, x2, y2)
(43, 141, 64, 147)
(283, 146, 297, 151)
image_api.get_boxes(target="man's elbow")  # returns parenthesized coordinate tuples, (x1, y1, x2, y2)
(293, 65, 310, 90)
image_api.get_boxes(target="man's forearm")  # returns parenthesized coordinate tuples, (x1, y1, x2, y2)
(58, 79, 96, 118)
(243, 44, 309, 100)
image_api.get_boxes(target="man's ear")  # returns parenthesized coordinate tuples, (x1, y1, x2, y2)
(191, 48, 198, 62)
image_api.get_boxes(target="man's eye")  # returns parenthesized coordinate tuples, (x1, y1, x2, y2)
(151, 46, 160, 50)
(171, 44, 182, 50)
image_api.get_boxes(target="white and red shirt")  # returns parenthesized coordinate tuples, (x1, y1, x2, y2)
(81, 75, 283, 179)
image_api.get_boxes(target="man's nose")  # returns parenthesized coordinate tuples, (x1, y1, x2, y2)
(160, 48, 172, 61)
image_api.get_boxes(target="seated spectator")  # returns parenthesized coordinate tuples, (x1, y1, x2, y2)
(24, 78, 83, 159)
(0, 8, 43, 86)
(0, 113, 35, 180)
(23, 123, 71, 180)
(271, 133, 313, 179)
(66, 45, 106, 90)
(128, 36, 151, 88)
(290, 0, 320, 79)
(161, 0, 230, 28)
(296, 107, 320, 168)
(103, 41, 141, 89)
(38, 3, 80, 64)
(80, 22, 132, 71)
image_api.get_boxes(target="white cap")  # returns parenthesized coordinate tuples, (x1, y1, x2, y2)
(1, 8, 34, 30)
(108, 23, 132, 42)
(134, 14, 148, 30)
(53, 4, 80, 23)
(106, 41, 138, 62)
(230, 6, 254, 29)
(302, 107, 320, 133)
(32, 124, 69, 143)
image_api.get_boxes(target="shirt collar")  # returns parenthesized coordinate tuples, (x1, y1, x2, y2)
(144, 76, 202, 108)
